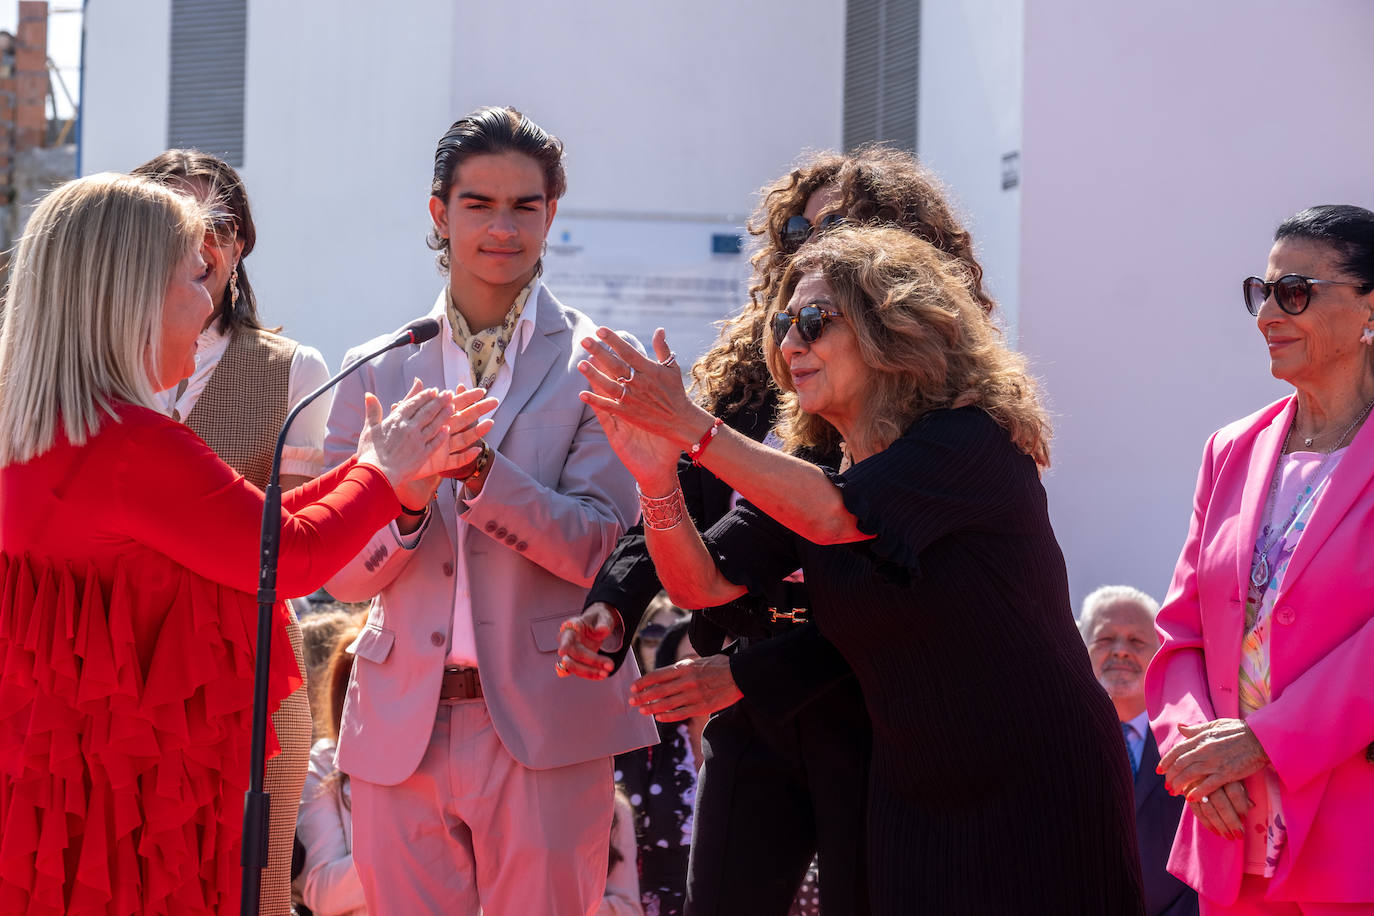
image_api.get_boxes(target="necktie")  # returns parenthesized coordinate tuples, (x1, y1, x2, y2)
(1122, 722, 1139, 778)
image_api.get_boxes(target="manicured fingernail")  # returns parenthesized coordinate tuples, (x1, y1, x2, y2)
(597, 328, 608, 338)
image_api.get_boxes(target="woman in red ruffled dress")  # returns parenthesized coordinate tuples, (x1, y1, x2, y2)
(0, 173, 496, 915)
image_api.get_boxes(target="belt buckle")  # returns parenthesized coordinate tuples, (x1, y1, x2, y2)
(441, 665, 480, 701)
(769, 607, 806, 624)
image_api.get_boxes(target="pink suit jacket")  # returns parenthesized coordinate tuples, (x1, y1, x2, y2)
(322, 285, 658, 785)
(1146, 394, 1374, 906)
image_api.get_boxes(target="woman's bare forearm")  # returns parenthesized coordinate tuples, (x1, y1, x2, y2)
(642, 505, 746, 609)
(691, 424, 866, 545)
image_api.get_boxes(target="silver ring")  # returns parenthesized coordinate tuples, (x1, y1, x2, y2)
(626, 366, 636, 382)
(618, 382, 627, 400)
(555, 657, 567, 673)
(661, 353, 678, 368)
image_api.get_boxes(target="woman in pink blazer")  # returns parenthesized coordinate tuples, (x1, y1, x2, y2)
(1147, 204, 1374, 914)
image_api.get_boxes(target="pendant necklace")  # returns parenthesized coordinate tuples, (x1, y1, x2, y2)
(1250, 396, 1374, 590)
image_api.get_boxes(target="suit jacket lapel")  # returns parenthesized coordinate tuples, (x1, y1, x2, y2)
(400, 333, 445, 394)
(486, 285, 564, 452)
(1280, 401, 1374, 592)
(1233, 397, 1296, 594)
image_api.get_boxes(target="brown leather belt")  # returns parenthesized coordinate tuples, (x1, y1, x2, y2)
(439, 665, 482, 701)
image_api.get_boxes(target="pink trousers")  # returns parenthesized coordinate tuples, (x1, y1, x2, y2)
(1203, 876, 1374, 915)
(350, 698, 614, 915)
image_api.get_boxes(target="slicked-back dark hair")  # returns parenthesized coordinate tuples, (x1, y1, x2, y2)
(426, 106, 567, 275)
(131, 148, 261, 332)
(1275, 204, 1374, 290)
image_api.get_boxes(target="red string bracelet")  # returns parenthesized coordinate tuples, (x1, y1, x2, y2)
(688, 417, 725, 467)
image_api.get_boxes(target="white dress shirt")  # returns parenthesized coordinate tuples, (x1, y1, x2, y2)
(432, 286, 540, 667)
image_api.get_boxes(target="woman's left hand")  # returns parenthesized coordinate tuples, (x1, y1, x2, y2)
(579, 327, 714, 442)
(628, 654, 743, 722)
(1158, 718, 1270, 802)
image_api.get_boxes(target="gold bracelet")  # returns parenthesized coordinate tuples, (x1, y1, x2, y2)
(638, 485, 686, 531)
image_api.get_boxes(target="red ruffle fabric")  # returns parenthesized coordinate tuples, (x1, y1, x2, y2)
(0, 552, 300, 915)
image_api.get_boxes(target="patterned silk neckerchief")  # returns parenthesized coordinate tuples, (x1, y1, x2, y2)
(446, 279, 536, 390)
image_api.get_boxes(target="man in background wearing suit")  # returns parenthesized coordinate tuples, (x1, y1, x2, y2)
(1082, 586, 1199, 916)
(322, 106, 657, 915)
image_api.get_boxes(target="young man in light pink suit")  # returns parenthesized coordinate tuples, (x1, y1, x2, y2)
(322, 106, 657, 915)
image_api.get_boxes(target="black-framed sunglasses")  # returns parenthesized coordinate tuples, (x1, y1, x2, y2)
(772, 304, 844, 346)
(1243, 274, 1374, 316)
(781, 213, 846, 252)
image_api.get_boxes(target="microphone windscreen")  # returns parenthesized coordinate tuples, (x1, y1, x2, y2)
(399, 317, 441, 346)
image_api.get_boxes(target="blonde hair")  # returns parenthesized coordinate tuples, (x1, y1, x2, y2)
(0, 172, 206, 465)
(766, 226, 1051, 467)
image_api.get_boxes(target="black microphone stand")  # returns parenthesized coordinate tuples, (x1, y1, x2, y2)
(241, 319, 437, 915)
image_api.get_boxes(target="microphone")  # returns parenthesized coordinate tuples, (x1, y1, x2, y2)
(391, 316, 440, 348)
(240, 318, 436, 916)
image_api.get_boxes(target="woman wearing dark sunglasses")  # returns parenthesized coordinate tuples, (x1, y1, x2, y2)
(574, 225, 1144, 914)
(555, 147, 991, 916)
(1148, 204, 1374, 914)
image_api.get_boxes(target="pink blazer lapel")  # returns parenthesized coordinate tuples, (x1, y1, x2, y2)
(1233, 397, 1297, 594)
(1280, 404, 1374, 593)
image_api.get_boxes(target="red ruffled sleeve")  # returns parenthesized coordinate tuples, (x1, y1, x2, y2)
(0, 405, 400, 914)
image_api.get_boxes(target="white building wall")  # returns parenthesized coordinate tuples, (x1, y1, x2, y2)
(450, 0, 845, 366)
(79, 0, 845, 369)
(917, 0, 1023, 333)
(80, 0, 170, 175)
(1018, 0, 1374, 607)
(240, 0, 456, 365)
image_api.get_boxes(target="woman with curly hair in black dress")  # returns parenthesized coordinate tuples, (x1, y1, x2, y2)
(558, 147, 996, 915)
(575, 226, 1144, 914)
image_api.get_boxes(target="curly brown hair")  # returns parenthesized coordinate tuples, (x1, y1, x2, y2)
(691, 146, 994, 417)
(766, 226, 1050, 467)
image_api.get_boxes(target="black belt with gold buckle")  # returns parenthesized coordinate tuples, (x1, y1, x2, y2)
(769, 607, 807, 624)
(439, 665, 482, 701)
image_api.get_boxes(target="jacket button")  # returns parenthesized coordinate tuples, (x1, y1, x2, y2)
(430, 631, 445, 647)
(442, 561, 454, 576)
(485, 520, 498, 533)
(496, 527, 508, 539)
(516, 541, 528, 551)
(505, 534, 518, 546)
(1275, 606, 1296, 625)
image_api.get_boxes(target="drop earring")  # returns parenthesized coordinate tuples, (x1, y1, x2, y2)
(1361, 327, 1374, 346)
(229, 267, 240, 310)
